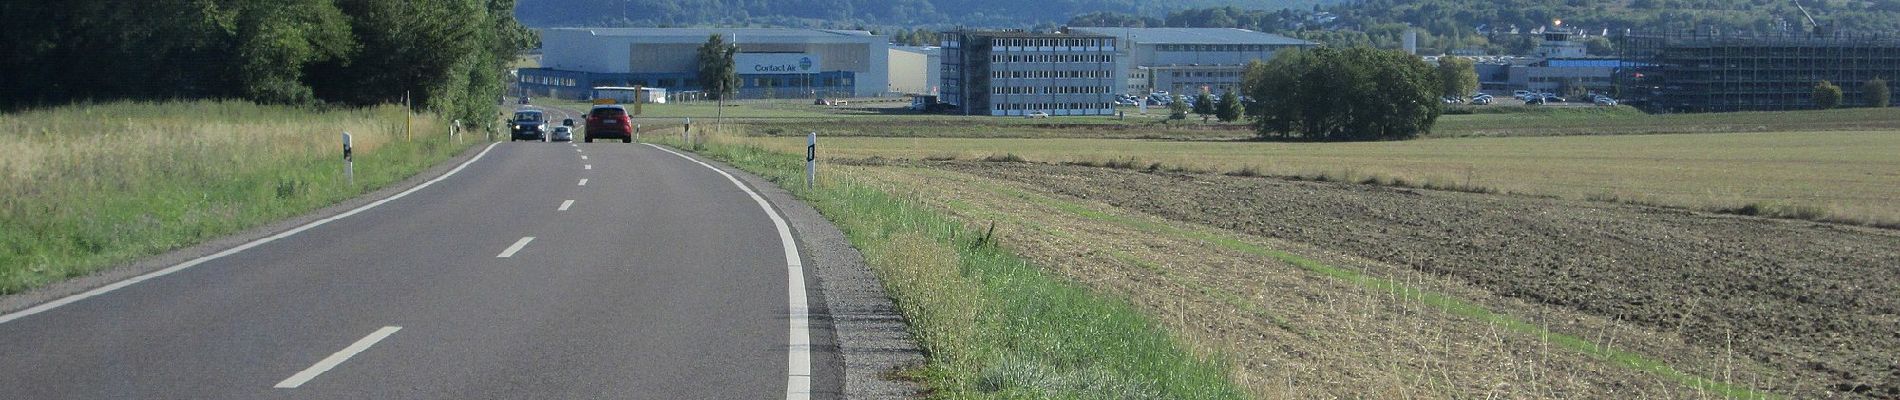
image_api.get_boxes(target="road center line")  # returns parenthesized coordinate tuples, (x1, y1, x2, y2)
(581, 155, 589, 160)
(558, 200, 574, 211)
(274, 326, 401, 389)
(584, 164, 592, 170)
(497, 237, 535, 258)
(646, 144, 812, 400)
(577, 178, 589, 186)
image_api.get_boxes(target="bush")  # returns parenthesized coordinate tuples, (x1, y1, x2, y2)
(1865, 78, 1891, 108)
(1813, 80, 1843, 110)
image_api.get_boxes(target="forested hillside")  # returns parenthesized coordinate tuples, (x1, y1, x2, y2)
(513, 0, 1341, 28)
(1, 0, 535, 124)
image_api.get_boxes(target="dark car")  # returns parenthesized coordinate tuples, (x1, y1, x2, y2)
(584, 105, 633, 143)
(510, 109, 548, 141)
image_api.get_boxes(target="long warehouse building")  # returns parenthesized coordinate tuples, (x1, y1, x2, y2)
(519, 28, 889, 100)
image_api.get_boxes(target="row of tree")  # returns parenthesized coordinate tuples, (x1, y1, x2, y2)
(1812, 79, 1892, 109)
(0, 0, 535, 125)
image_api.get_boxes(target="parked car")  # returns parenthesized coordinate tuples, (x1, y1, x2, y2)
(584, 105, 634, 143)
(1025, 111, 1050, 118)
(517, 96, 530, 105)
(550, 126, 573, 142)
(1472, 96, 1493, 105)
(509, 109, 547, 141)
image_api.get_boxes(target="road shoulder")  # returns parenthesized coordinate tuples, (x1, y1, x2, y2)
(682, 150, 925, 399)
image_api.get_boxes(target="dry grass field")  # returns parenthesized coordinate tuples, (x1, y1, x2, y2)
(731, 130, 1900, 227)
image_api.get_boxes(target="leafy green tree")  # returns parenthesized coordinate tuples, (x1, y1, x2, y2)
(1243, 47, 1441, 141)
(1814, 80, 1843, 109)
(1434, 56, 1477, 98)
(697, 34, 740, 101)
(1168, 94, 1188, 121)
(1864, 78, 1891, 108)
(235, 0, 354, 104)
(1192, 92, 1215, 122)
(1215, 91, 1241, 123)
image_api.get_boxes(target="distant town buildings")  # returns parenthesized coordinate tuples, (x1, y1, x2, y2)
(1068, 27, 1315, 96)
(939, 29, 1121, 116)
(1449, 28, 1621, 94)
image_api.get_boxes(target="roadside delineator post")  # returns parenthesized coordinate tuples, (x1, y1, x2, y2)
(806, 132, 817, 190)
(342, 132, 354, 186)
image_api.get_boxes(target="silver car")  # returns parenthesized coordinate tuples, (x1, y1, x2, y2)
(550, 126, 573, 142)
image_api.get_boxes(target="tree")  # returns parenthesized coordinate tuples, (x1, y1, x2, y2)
(1243, 47, 1442, 141)
(697, 34, 740, 101)
(1168, 94, 1189, 121)
(1864, 78, 1891, 108)
(1192, 91, 1215, 122)
(1435, 56, 1478, 98)
(1813, 80, 1843, 109)
(1215, 91, 1241, 123)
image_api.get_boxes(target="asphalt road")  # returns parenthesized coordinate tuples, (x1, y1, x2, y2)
(0, 139, 835, 398)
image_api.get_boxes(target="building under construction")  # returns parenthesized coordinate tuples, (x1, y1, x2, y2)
(1618, 31, 1900, 112)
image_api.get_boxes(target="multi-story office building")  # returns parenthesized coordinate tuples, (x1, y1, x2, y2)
(1069, 27, 1314, 95)
(940, 29, 1120, 116)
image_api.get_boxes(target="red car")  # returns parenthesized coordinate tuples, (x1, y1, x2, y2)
(584, 105, 633, 143)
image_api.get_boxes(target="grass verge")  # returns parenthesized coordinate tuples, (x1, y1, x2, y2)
(650, 135, 1245, 398)
(0, 100, 479, 294)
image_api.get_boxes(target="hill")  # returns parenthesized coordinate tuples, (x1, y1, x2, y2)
(513, 0, 1345, 28)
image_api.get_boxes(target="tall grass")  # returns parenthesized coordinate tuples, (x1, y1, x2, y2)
(0, 100, 477, 294)
(653, 133, 1245, 398)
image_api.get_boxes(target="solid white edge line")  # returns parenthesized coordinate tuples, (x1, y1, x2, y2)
(497, 237, 535, 258)
(646, 144, 810, 400)
(558, 200, 575, 211)
(578, 178, 589, 186)
(273, 326, 402, 388)
(0, 143, 503, 326)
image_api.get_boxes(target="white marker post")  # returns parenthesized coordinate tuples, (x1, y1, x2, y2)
(683, 118, 692, 147)
(805, 132, 816, 190)
(341, 132, 354, 186)
(635, 123, 641, 142)
(452, 119, 460, 144)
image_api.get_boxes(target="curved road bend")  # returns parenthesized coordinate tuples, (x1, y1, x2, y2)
(0, 140, 833, 398)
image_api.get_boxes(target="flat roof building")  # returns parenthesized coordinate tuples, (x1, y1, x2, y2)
(888, 46, 942, 95)
(940, 29, 1120, 116)
(1069, 27, 1315, 95)
(520, 28, 888, 100)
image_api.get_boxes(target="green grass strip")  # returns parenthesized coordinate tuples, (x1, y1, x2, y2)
(660, 139, 1246, 399)
(962, 176, 1778, 400)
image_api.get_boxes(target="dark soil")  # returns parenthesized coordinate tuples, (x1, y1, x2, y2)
(933, 160, 1900, 399)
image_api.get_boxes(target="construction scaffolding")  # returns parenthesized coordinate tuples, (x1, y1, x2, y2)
(1618, 30, 1900, 112)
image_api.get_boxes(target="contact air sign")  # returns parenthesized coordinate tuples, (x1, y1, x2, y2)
(737, 53, 821, 73)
